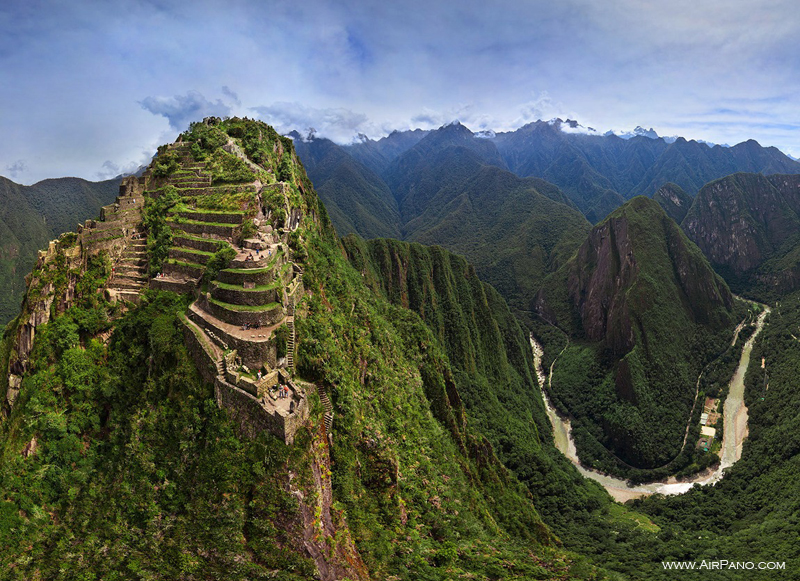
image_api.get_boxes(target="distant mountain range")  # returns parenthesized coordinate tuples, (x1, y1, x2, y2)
(295, 119, 800, 227)
(292, 123, 592, 315)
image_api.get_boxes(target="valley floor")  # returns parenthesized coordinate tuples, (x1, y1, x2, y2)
(531, 306, 769, 502)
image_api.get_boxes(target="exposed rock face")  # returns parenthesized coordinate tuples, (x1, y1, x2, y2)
(568, 213, 638, 354)
(565, 197, 732, 356)
(682, 173, 800, 276)
(652, 182, 692, 224)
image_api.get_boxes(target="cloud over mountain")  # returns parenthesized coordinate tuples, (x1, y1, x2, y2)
(139, 91, 233, 132)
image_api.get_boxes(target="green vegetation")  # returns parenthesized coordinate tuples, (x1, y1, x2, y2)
(340, 235, 679, 578)
(187, 121, 228, 159)
(142, 185, 180, 277)
(0, 291, 326, 579)
(151, 147, 181, 177)
(189, 188, 256, 212)
(273, 323, 289, 359)
(538, 198, 736, 474)
(240, 218, 257, 239)
(624, 292, 800, 579)
(295, 226, 605, 579)
(202, 243, 237, 284)
(205, 149, 256, 184)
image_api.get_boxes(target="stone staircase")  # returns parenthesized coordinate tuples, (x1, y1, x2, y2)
(317, 384, 334, 433)
(108, 235, 148, 301)
(286, 317, 295, 371)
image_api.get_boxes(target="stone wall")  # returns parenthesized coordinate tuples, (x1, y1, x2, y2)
(214, 378, 308, 445)
(187, 307, 277, 370)
(203, 296, 284, 327)
(167, 220, 240, 240)
(176, 211, 244, 224)
(210, 283, 280, 306)
(173, 235, 222, 253)
(163, 261, 204, 279)
(152, 277, 197, 295)
(217, 266, 278, 286)
(169, 248, 212, 265)
(179, 315, 218, 385)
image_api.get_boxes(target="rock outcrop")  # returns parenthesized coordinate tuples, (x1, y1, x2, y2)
(682, 173, 800, 277)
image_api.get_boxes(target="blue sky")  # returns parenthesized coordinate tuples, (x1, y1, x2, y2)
(2, 0, 799, 184)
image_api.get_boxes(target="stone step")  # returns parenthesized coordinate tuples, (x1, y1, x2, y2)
(169, 247, 214, 265)
(174, 210, 245, 225)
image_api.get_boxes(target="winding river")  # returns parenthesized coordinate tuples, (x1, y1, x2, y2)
(532, 307, 769, 502)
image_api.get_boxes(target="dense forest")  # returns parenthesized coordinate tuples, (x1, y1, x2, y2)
(2, 116, 800, 579)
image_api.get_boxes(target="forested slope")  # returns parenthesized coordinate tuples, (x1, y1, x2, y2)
(0, 118, 607, 580)
(0, 176, 120, 325)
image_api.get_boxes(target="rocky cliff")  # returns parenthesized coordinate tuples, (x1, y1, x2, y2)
(535, 197, 735, 471)
(652, 182, 692, 224)
(682, 173, 800, 296)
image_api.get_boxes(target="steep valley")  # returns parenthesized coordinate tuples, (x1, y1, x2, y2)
(2, 116, 800, 579)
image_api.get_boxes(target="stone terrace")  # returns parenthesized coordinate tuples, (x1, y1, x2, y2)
(147, 138, 309, 444)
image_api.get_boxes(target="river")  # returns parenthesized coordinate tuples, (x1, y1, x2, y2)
(532, 307, 769, 502)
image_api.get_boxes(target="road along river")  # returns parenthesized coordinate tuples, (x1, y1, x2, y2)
(532, 307, 769, 502)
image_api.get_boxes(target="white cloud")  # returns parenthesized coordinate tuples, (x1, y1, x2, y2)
(251, 102, 376, 143)
(4, 159, 27, 179)
(139, 90, 234, 132)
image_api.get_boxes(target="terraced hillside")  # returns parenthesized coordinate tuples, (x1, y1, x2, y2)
(0, 117, 612, 580)
(131, 134, 310, 443)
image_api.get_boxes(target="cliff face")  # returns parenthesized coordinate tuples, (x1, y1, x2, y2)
(564, 197, 732, 356)
(652, 182, 692, 224)
(682, 173, 800, 277)
(567, 212, 638, 354)
(536, 197, 735, 470)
